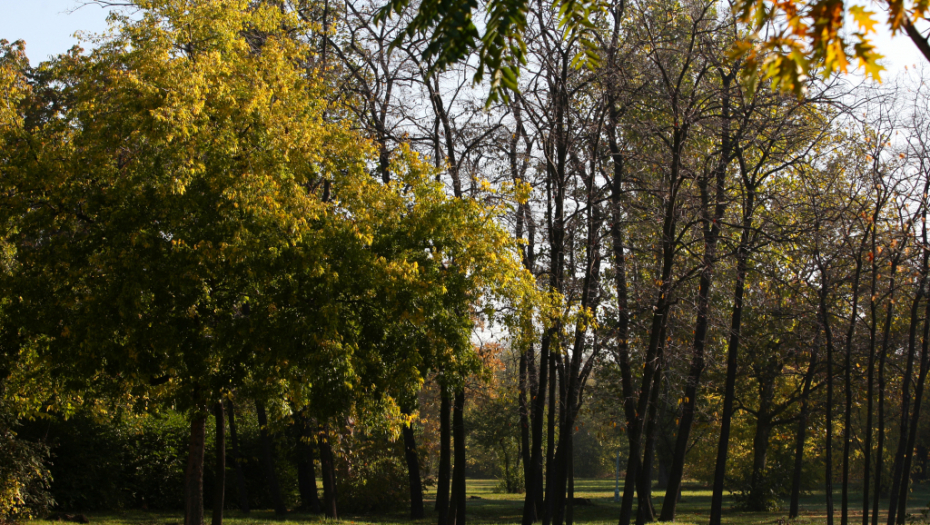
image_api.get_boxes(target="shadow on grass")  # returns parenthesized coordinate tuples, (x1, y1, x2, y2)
(29, 479, 930, 525)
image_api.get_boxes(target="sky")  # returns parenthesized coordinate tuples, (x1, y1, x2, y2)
(0, 0, 925, 78)
(0, 0, 117, 64)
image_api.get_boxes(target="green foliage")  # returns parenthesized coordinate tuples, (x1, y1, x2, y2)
(0, 401, 53, 521)
(17, 413, 188, 511)
(375, 0, 605, 103)
(333, 431, 410, 514)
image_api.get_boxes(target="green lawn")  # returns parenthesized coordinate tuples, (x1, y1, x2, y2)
(31, 479, 930, 525)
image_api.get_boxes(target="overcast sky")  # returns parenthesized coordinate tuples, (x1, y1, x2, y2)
(0, 0, 924, 79)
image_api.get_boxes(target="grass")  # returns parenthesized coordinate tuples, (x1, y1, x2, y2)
(30, 479, 930, 525)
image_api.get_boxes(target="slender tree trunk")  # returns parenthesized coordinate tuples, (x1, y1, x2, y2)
(551, 411, 567, 525)
(659, 70, 732, 522)
(565, 448, 575, 525)
(256, 402, 286, 516)
(226, 400, 250, 513)
(452, 389, 467, 525)
(887, 287, 923, 525)
(319, 426, 338, 519)
(438, 387, 452, 524)
(212, 401, 226, 525)
(520, 345, 533, 496)
(872, 259, 898, 525)
(402, 407, 425, 519)
(789, 386, 810, 519)
(790, 348, 817, 518)
(543, 356, 558, 525)
(185, 408, 207, 525)
(895, 297, 930, 523)
(295, 417, 321, 513)
(522, 338, 549, 525)
(636, 364, 663, 525)
(748, 414, 774, 512)
(888, 203, 929, 525)
(621, 126, 685, 525)
(842, 240, 867, 525)
(863, 216, 883, 525)
(821, 269, 837, 525)
(709, 187, 755, 525)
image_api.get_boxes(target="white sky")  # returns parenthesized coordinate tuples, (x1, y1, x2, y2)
(0, 0, 925, 77)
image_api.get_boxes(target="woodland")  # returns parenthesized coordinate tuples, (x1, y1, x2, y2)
(2, 1, 930, 525)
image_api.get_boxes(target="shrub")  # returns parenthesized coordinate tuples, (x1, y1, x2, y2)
(0, 404, 53, 521)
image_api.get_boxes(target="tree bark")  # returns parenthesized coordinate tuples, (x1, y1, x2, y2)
(789, 348, 817, 518)
(842, 229, 868, 525)
(226, 399, 250, 513)
(295, 417, 321, 513)
(520, 345, 532, 497)
(402, 407, 425, 519)
(863, 213, 883, 525)
(543, 352, 558, 525)
(438, 387, 452, 524)
(319, 426, 338, 519)
(872, 258, 898, 525)
(256, 402, 286, 516)
(820, 268, 837, 525)
(212, 401, 225, 525)
(185, 408, 207, 525)
(888, 199, 929, 525)
(659, 69, 732, 522)
(636, 364, 663, 525)
(895, 297, 930, 523)
(709, 184, 755, 525)
(522, 336, 550, 525)
(565, 448, 575, 525)
(887, 285, 924, 525)
(449, 389, 466, 525)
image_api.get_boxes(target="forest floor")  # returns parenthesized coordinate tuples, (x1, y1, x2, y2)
(30, 479, 930, 525)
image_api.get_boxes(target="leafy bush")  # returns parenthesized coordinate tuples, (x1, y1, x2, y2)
(16, 405, 300, 512)
(0, 405, 53, 521)
(334, 431, 410, 514)
(18, 412, 188, 511)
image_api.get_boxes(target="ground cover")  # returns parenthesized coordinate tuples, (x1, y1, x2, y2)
(29, 479, 930, 525)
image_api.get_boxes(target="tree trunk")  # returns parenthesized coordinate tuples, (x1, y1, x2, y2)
(212, 401, 225, 525)
(789, 350, 817, 518)
(522, 336, 550, 525)
(709, 186, 755, 525)
(319, 426, 338, 519)
(402, 407, 425, 519)
(226, 399, 250, 513)
(863, 226, 881, 525)
(872, 259, 898, 525)
(887, 267, 925, 525)
(185, 408, 207, 525)
(295, 417, 321, 513)
(895, 297, 930, 523)
(636, 365, 663, 525)
(438, 387, 452, 524)
(888, 205, 928, 525)
(543, 353, 558, 525)
(747, 414, 774, 512)
(520, 345, 533, 497)
(659, 69, 732, 523)
(256, 402, 286, 516)
(620, 125, 685, 525)
(449, 388, 466, 525)
(842, 239, 867, 525)
(820, 270, 837, 525)
(565, 446, 575, 525)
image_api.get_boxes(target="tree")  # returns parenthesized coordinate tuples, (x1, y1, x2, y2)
(0, 2, 533, 524)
